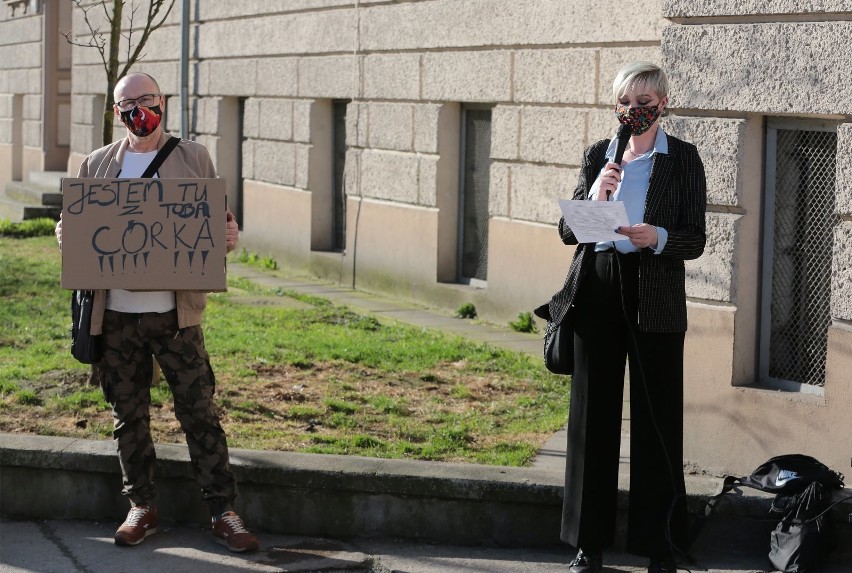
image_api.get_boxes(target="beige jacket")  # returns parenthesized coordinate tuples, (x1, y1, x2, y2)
(77, 131, 218, 335)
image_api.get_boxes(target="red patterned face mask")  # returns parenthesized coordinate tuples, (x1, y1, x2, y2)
(614, 103, 661, 136)
(120, 105, 162, 137)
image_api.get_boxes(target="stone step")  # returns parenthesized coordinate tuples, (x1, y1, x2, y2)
(0, 194, 61, 223)
(5, 181, 63, 206)
(27, 170, 66, 189)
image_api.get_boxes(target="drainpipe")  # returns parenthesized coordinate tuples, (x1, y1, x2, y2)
(179, 0, 190, 139)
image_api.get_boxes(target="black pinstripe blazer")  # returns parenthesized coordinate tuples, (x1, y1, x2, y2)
(546, 133, 707, 333)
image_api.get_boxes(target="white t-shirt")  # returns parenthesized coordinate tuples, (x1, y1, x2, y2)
(105, 150, 176, 314)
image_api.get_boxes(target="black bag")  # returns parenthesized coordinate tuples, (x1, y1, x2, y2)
(734, 454, 844, 495)
(699, 455, 848, 573)
(71, 290, 100, 364)
(769, 481, 836, 573)
(543, 319, 573, 375)
(534, 303, 573, 375)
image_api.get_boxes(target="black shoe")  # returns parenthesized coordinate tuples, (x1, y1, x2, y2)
(648, 558, 677, 573)
(569, 549, 602, 573)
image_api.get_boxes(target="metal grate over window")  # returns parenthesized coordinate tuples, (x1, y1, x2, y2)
(459, 108, 492, 282)
(764, 127, 837, 388)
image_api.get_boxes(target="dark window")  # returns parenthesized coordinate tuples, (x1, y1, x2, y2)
(459, 107, 492, 283)
(332, 100, 348, 251)
(234, 97, 245, 226)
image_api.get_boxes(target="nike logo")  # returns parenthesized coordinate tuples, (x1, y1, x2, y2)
(775, 469, 799, 487)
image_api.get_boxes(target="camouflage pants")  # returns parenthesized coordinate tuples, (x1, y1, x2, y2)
(96, 309, 236, 515)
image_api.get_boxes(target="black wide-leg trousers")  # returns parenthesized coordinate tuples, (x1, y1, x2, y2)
(560, 250, 688, 559)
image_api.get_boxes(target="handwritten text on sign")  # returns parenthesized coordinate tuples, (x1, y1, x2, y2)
(61, 178, 227, 291)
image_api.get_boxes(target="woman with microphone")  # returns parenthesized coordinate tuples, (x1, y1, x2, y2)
(546, 61, 707, 573)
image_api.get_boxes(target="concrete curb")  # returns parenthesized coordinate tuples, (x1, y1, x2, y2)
(1, 433, 567, 547)
(9, 432, 849, 554)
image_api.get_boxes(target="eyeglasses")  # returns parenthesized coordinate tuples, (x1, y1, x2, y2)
(115, 94, 162, 112)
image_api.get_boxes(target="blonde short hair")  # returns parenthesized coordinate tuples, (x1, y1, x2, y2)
(611, 61, 668, 101)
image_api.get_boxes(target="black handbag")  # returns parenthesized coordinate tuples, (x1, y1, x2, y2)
(543, 319, 573, 375)
(535, 303, 573, 375)
(71, 290, 100, 364)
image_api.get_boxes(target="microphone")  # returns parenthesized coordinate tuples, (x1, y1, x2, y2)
(607, 123, 632, 199)
(613, 123, 632, 165)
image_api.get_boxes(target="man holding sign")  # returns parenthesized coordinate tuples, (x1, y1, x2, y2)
(55, 73, 258, 552)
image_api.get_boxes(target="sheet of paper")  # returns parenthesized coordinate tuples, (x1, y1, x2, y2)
(558, 199, 630, 244)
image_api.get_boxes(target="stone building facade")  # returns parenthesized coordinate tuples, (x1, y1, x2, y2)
(1, 0, 850, 478)
(0, 0, 70, 183)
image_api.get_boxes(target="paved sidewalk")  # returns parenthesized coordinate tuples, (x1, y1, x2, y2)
(4, 514, 851, 573)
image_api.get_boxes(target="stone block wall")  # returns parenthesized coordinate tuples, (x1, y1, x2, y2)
(67, 1, 760, 321)
(662, 0, 852, 477)
(0, 7, 42, 184)
(85, 0, 663, 318)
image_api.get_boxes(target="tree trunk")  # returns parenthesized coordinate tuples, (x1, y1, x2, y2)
(101, 0, 123, 147)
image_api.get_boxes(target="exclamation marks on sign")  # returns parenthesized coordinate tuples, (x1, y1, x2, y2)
(100, 253, 150, 275)
(172, 251, 211, 274)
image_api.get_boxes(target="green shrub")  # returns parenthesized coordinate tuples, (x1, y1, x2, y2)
(235, 248, 278, 270)
(0, 218, 57, 238)
(455, 302, 477, 319)
(509, 311, 537, 333)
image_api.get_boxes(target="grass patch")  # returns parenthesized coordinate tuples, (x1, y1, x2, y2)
(0, 235, 570, 466)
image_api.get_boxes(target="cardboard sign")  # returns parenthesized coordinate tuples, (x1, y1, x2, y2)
(61, 178, 227, 291)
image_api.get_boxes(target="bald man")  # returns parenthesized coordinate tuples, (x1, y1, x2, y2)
(56, 73, 257, 552)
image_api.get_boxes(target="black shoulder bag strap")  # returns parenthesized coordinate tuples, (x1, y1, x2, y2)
(140, 136, 180, 178)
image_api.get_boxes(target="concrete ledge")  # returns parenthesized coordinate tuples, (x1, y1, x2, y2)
(3, 434, 850, 550)
(0, 433, 564, 547)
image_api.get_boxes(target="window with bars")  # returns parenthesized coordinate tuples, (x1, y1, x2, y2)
(760, 121, 838, 391)
(458, 107, 492, 284)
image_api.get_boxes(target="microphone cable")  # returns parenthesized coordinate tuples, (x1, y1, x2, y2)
(612, 248, 693, 572)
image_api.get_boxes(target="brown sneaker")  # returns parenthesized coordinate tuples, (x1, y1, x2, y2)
(211, 511, 259, 553)
(114, 505, 158, 546)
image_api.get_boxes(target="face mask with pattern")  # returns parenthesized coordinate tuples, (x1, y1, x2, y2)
(120, 105, 162, 137)
(614, 103, 661, 136)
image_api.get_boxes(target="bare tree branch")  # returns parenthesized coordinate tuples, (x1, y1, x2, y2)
(65, 0, 175, 145)
(125, 0, 139, 65)
(64, 1, 110, 78)
(119, 0, 175, 78)
(61, 27, 105, 52)
(100, 0, 114, 26)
